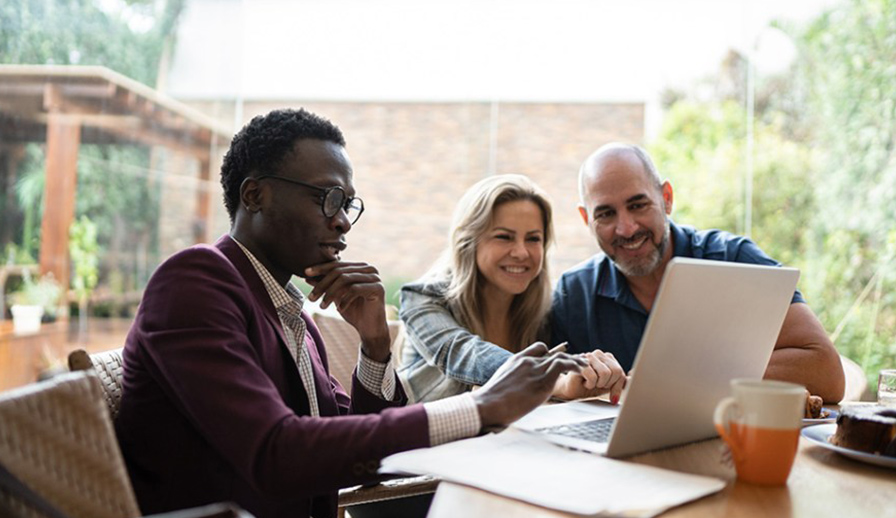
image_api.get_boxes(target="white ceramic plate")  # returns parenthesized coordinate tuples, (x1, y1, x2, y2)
(803, 408, 838, 425)
(801, 423, 896, 469)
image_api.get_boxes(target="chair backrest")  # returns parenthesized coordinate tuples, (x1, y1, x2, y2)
(840, 354, 869, 402)
(310, 312, 404, 394)
(68, 348, 125, 419)
(0, 372, 141, 518)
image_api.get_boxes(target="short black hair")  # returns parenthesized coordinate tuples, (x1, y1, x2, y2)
(220, 108, 346, 222)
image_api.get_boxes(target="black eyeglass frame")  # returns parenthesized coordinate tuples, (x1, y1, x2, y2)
(254, 174, 365, 224)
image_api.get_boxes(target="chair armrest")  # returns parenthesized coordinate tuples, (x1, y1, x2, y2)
(143, 502, 255, 518)
(67, 349, 93, 371)
(338, 475, 439, 507)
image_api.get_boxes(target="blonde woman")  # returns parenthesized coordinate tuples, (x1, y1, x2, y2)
(399, 174, 624, 403)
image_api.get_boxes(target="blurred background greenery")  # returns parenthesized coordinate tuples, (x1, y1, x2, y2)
(651, 0, 896, 390)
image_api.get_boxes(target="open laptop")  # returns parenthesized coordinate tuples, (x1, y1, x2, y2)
(513, 257, 800, 458)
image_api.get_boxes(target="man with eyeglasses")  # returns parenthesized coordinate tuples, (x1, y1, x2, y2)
(115, 108, 587, 518)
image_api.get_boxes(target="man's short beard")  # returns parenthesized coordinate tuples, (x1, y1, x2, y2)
(611, 218, 670, 277)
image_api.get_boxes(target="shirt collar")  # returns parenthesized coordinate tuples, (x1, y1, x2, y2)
(669, 219, 688, 258)
(595, 256, 636, 309)
(231, 237, 305, 312)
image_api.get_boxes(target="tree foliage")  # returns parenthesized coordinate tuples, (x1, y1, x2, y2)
(650, 101, 815, 268)
(796, 0, 896, 381)
(69, 215, 99, 303)
(654, 0, 896, 388)
(0, 0, 184, 85)
(1, 0, 183, 302)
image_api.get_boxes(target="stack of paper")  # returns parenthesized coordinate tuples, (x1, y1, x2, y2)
(381, 429, 724, 517)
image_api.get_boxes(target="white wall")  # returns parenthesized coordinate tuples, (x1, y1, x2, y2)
(166, 0, 836, 105)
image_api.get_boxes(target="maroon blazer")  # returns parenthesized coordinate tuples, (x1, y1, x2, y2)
(116, 235, 430, 518)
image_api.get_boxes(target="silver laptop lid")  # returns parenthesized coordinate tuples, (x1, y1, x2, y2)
(514, 257, 800, 457)
(605, 257, 799, 457)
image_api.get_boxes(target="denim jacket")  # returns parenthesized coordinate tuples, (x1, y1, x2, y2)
(398, 280, 513, 403)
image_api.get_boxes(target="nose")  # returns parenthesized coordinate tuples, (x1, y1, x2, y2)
(509, 239, 529, 259)
(615, 210, 637, 237)
(329, 208, 352, 234)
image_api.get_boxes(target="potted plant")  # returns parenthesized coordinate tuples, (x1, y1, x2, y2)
(69, 216, 99, 335)
(9, 270, 63, 335)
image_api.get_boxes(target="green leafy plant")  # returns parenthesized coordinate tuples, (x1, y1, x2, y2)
(69, 215, 99, 329)
(9, 270, 63, 319)
(2, 243, 35, 266)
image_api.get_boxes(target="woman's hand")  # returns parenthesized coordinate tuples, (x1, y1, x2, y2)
(552, 349, 627, 403)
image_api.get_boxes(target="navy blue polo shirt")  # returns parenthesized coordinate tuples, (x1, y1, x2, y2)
(550, 221, 805, 371)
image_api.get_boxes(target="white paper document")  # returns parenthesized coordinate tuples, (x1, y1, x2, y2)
(381, 429, 724, 517)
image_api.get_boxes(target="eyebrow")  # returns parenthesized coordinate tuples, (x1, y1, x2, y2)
(491, 227, 543, 234)
(593, 193, 650, 215)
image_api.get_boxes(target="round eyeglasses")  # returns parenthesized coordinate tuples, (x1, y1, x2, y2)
(255, 174, 365, 224)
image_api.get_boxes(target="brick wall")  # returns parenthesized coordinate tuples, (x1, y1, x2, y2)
(180, 100, 644, 286)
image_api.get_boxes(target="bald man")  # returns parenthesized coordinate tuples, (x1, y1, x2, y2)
(550, 143, 845, 403)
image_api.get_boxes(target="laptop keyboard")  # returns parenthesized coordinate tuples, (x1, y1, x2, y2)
(536, 417, 616, 443)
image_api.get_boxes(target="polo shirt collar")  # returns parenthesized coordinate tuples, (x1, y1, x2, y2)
(669, 220, 689, 258)
(595, 256, 643, 313)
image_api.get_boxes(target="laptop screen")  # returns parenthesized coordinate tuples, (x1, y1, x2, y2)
(514, 258, 800, 458)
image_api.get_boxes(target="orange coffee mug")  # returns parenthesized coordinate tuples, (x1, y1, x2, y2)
(713, 379, 805, 485)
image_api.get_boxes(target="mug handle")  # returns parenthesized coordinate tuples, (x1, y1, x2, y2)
(713, 396, 743, 461)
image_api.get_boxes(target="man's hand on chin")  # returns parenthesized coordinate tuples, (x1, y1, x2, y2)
(305, 260, 391, 362)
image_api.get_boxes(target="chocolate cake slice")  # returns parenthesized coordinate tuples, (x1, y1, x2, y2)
(830, 405, 896, 456)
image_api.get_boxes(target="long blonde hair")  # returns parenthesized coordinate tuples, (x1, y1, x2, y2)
(426, 174, 554, 352)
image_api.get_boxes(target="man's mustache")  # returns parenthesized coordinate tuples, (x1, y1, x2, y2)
(612, 230, 653, 248)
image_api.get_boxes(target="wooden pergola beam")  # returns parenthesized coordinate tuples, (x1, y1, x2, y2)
(39, 112, 81, 286)
(34, 112, 211, 158)
(0, 65, 232, 294)
(0, 81, 117, 99)
(195, 158, 212, 244)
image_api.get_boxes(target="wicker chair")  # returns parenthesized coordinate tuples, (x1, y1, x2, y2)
(0, 372, 141, 518)
(0, 371, 252, 518)
(67, 348, 125, 420)
(840, 354, 869, 402)
(310, 311, 405, 394)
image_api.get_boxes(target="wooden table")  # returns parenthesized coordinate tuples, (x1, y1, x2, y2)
(427, 432, 896, 518)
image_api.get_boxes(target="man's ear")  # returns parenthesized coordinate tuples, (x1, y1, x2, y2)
(240, 177, 264, 213)
(578, 205, 589, 226)
(661, 181, 673, 215)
